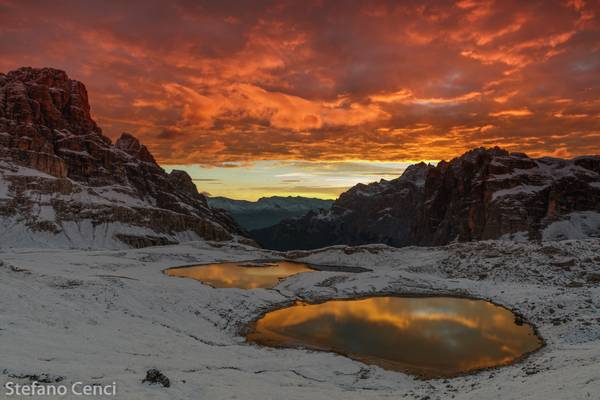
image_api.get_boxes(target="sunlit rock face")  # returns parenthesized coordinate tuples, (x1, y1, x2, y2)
(252, 148, 600, 250)
(246, 296, 543, 378)
(0, 67, 247, 249)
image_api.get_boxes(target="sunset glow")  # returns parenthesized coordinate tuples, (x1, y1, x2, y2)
(2, 0, 599, 199)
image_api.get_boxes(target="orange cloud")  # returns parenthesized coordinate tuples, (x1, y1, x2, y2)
(489, 108, 534, 117)
(0, 0, 598, 167)
(162, 82, 389, 131)
(370, 89, 481, 105)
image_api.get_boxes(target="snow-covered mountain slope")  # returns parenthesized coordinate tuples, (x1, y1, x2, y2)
(253, 148, 600, 250)
(207, 196, 333, 230)
(0, 67, 247, 249)
(0, 239, 598, 399)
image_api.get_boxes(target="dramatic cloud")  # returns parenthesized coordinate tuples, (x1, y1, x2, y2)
(1, 0, 599, 167)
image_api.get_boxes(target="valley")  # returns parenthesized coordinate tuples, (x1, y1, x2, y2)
(207, 196, 333, 230)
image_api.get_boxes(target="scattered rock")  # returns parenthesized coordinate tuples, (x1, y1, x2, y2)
(113, 234, 178, 249)
(552, 259, 577, 268)
(142, 369, 170, 388)
(524, 367, 539, 376)
(566, 281, 584, 288)
(585, 273, 600, 284)
(7, 372, 64, 383)
(51, 279, 83, 289)
(551, 317, 569, 326)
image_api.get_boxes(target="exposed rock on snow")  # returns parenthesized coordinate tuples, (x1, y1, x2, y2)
(253, 148, 600, 250)
(142, 369, 171, 388)
(0, 67, 247, 249)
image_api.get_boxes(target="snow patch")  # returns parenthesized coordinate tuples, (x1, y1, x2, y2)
(0, 239, 598, 399)
(0, 178, 10, 199)
(492, 184, 547, 201)
(498, 231, 530, 242)
(37, 205, 56, 221)
(542, 211, 600, 240)
(0, 216, 204, 250)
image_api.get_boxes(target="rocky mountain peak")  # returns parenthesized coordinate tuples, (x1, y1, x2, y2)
(460, 146, 509, 160)
(398, 161, 431, 186)
(1, 66, 100, 136)
(0, 67, 247, 249)
(115, 132, 157, 164)
(168, 169, 201, 198)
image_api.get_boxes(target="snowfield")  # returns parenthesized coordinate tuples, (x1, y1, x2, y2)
(0, 239, 598, 399)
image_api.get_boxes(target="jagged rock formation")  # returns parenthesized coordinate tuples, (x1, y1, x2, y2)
(0, 67, 246, 249)
(252, 148, 600, 250)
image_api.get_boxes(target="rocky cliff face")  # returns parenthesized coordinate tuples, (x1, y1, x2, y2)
(0, 67, 246, 249)
(252, 148, 600, 250)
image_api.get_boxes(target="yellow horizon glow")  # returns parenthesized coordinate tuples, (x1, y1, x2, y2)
(165, 159, 441, 201)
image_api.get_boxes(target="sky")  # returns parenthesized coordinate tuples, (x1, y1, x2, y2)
(1, 0, 599, 200)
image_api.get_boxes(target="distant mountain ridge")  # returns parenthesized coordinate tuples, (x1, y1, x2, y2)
(0, 67, 247, 249)
(252, 148, 600, 250)
(208, 196, 333, 230)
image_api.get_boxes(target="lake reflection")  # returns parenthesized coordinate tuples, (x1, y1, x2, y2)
(246, 296, 542, 378)
(164, 261, 315, 289)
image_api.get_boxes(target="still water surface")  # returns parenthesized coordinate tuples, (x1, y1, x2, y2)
(246, 296, 543, 378)
(164, 261, 315, 289)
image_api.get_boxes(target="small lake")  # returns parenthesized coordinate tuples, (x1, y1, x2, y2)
(164, 261, 317, 289)
(245, 296, 543, 378)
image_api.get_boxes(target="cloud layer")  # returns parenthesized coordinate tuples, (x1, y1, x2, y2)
(2, 0, 599, 166)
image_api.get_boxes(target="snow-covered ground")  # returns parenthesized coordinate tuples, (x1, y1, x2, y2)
(0, 239, 598, 399)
